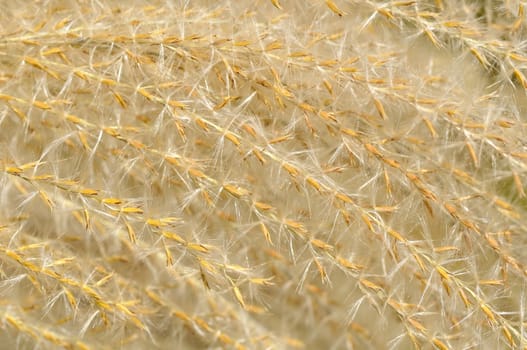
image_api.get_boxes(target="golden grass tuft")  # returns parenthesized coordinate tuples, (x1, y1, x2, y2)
(1, 0, 527, 349)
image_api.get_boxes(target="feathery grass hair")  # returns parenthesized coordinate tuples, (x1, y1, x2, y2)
(1, 0, 527, 349)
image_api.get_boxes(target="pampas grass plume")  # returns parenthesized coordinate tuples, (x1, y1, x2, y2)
(1, 0, 527, 349)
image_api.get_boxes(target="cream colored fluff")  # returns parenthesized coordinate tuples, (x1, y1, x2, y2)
(0, 1, 526, 349)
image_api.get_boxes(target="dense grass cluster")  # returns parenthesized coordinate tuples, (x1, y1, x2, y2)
(1, 0, 527, 349)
